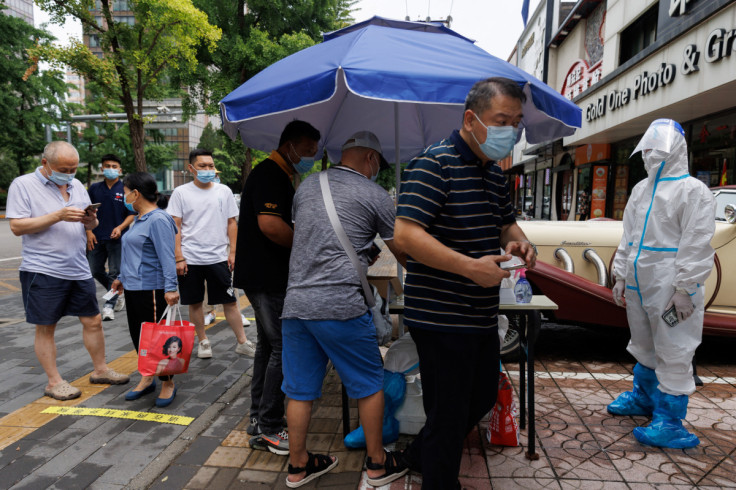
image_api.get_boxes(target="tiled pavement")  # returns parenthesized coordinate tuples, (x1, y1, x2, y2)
(4, 267, 736, 489)
(159, 324, 736, 489)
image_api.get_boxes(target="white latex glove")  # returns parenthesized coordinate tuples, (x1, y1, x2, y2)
(666, 291, 694, 322)
(612, 280, 625, 307)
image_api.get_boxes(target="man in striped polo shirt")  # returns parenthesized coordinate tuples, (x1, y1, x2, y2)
(395, 77, 537, 489)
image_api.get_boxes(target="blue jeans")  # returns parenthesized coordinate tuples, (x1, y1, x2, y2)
(244, 289, 286, 435)
(87, 240, 121, 307)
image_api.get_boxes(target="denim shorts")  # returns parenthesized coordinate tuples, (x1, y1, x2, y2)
(20, 271, 99, 325)
(281, 311, 383, 400)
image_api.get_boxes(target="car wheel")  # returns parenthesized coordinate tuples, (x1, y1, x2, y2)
(501, 311, 542, 362)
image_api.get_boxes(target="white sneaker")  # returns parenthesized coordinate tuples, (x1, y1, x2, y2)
(102, 306, 114, 321)
(235, 339, 256, 357)
(114, 295, 125, 312)
(241, 314, 251, 326)
(198, 339, 213, 358)
(204, 312, 216, 326)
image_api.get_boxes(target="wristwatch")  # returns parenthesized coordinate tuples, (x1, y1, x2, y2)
(523, 240, 538, 256)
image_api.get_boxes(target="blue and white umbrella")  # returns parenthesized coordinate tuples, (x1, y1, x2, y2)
(220, 16, 581, 165)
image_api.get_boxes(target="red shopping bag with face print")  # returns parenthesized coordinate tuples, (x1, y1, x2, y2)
(487, 372, 520, 446)
(138, 305, 195, 376)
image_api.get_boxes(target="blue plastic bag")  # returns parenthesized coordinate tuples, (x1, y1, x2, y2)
(344, 370, 406, 448)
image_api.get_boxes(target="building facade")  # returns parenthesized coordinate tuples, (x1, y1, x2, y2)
(506, 0, 578, 221)
(546, 0, 736, 221)
(564, 0, 736, 220)
(3, 0, 33, 24)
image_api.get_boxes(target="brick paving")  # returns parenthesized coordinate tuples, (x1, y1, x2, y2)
(3, 262, 736, 488)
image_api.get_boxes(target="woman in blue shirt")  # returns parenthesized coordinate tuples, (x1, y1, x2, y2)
(111, 172, 180, 407)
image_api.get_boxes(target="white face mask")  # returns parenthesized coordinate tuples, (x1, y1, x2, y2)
(643, 150, 668, 175)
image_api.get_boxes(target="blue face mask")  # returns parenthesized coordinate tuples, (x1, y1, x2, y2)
(293, 157, 315, 174)
(48, 169, 75, 186)
(103, 168, 120, 180)
(123, 191, 137, 212)
(196, 170, 217, 183)
(369, 154, 379, 182)
(289, 143, 315, 174)
(471, 112, 519, 161)
(213, 177, 221, 184)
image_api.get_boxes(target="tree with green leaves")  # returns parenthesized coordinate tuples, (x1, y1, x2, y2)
(73, 83, 176, 186)
(32, 0, 221, 172)
(0, 6, 70, 185)
(178, 0, 355, 189)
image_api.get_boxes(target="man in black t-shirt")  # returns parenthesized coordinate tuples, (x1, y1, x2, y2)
(233, 120, 320, 456)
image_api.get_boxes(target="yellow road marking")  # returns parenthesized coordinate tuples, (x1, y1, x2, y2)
(0, 281, 20, 291)
(0, 303, 254, 451)
(41, 406, 194, 426)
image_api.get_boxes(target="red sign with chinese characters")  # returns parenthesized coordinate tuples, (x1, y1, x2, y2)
(561, 59, 603, 100)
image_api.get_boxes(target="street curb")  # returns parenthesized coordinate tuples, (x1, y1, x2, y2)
(124, 367, 253, 490)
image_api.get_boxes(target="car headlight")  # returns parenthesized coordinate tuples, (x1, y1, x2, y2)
(726, 204, 736, 224)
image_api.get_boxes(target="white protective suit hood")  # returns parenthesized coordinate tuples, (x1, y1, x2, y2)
(614, 118, 716, 396)
(631, 119, 689, 178)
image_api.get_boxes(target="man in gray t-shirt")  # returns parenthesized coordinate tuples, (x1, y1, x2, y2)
(280, 132, 408, 488)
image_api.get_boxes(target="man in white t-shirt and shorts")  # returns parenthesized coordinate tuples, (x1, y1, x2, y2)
(168, 149, 254, 358)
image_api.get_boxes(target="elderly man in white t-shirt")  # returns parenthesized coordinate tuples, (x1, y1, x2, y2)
(7, 141, 129, 401)
(168, 149, 254, 359)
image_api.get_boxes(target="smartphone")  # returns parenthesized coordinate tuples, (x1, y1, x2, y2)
(661, 303, 695, 327)
(501, 263, 526, 271)
(661, 305, 679, 327)
(85, 203, 102, 214)
(368, 242, 381, 261)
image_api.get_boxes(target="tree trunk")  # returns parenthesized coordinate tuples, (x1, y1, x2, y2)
(240, 147, 252, 191)
(130, 117, 146, 172)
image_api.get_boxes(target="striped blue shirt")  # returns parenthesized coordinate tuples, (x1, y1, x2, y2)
(397, 130, 516, 333)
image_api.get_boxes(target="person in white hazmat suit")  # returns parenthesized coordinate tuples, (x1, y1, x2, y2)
(608, 118, 715, 449)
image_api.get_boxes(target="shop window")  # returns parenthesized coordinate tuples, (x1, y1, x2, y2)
(689, 113, 736, 188)
(619, 4, 658, 66)
(576, 167, 591, 220)
(542, 168, 551, 220)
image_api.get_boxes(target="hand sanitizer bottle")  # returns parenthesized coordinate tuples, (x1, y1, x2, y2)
(513, 270, 532, 303)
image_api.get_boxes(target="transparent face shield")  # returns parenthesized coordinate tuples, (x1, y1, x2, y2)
(631, 119, 685, 157)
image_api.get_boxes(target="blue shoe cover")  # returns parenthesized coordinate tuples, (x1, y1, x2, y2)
(607, 364, 657, 416)
(633, 391, 699, 449)
(633, 422, 700, 448)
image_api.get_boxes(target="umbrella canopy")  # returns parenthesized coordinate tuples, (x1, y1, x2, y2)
(220, 17, 581, 164)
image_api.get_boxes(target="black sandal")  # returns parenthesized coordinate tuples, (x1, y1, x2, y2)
(366, 449, 409, 487)
(285, 452, 338, 488)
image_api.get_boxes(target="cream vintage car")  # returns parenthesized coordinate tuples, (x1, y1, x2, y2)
(514, 187, 736, 337)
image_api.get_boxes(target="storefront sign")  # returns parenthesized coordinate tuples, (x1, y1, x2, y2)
(561, 60, 603, 100)
(590, 166, 608, 219)
(574, 144, 610, 166)
(612, 166, 629, 220)
(585, 20, 736, 122)
(669, 0, 693, 17)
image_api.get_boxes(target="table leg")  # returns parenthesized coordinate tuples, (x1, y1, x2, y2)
(518, 314, 526, 430)
(341, 383, 350, 437)
(525, 311, 539, 461)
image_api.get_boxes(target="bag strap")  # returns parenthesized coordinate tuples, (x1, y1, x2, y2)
(319, 171, 375, 307)
(158, 303, 182, 326)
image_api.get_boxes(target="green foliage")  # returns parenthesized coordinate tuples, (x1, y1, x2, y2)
(182, 0, 356, 116)
(32, 0, 221, 171)
(73, 83, 176, 185)
(0, 7, 70, 178)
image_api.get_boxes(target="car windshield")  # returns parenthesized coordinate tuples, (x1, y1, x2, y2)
(713, 191, 736, 221)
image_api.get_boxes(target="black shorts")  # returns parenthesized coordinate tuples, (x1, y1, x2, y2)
(178, 261, 237, 306)
(20, 271, 99, 325)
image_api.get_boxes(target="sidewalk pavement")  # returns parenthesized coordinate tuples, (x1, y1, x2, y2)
(3, 274, 736, 488)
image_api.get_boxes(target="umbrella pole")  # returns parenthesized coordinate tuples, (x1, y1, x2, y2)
(394, 102, 404, 287)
